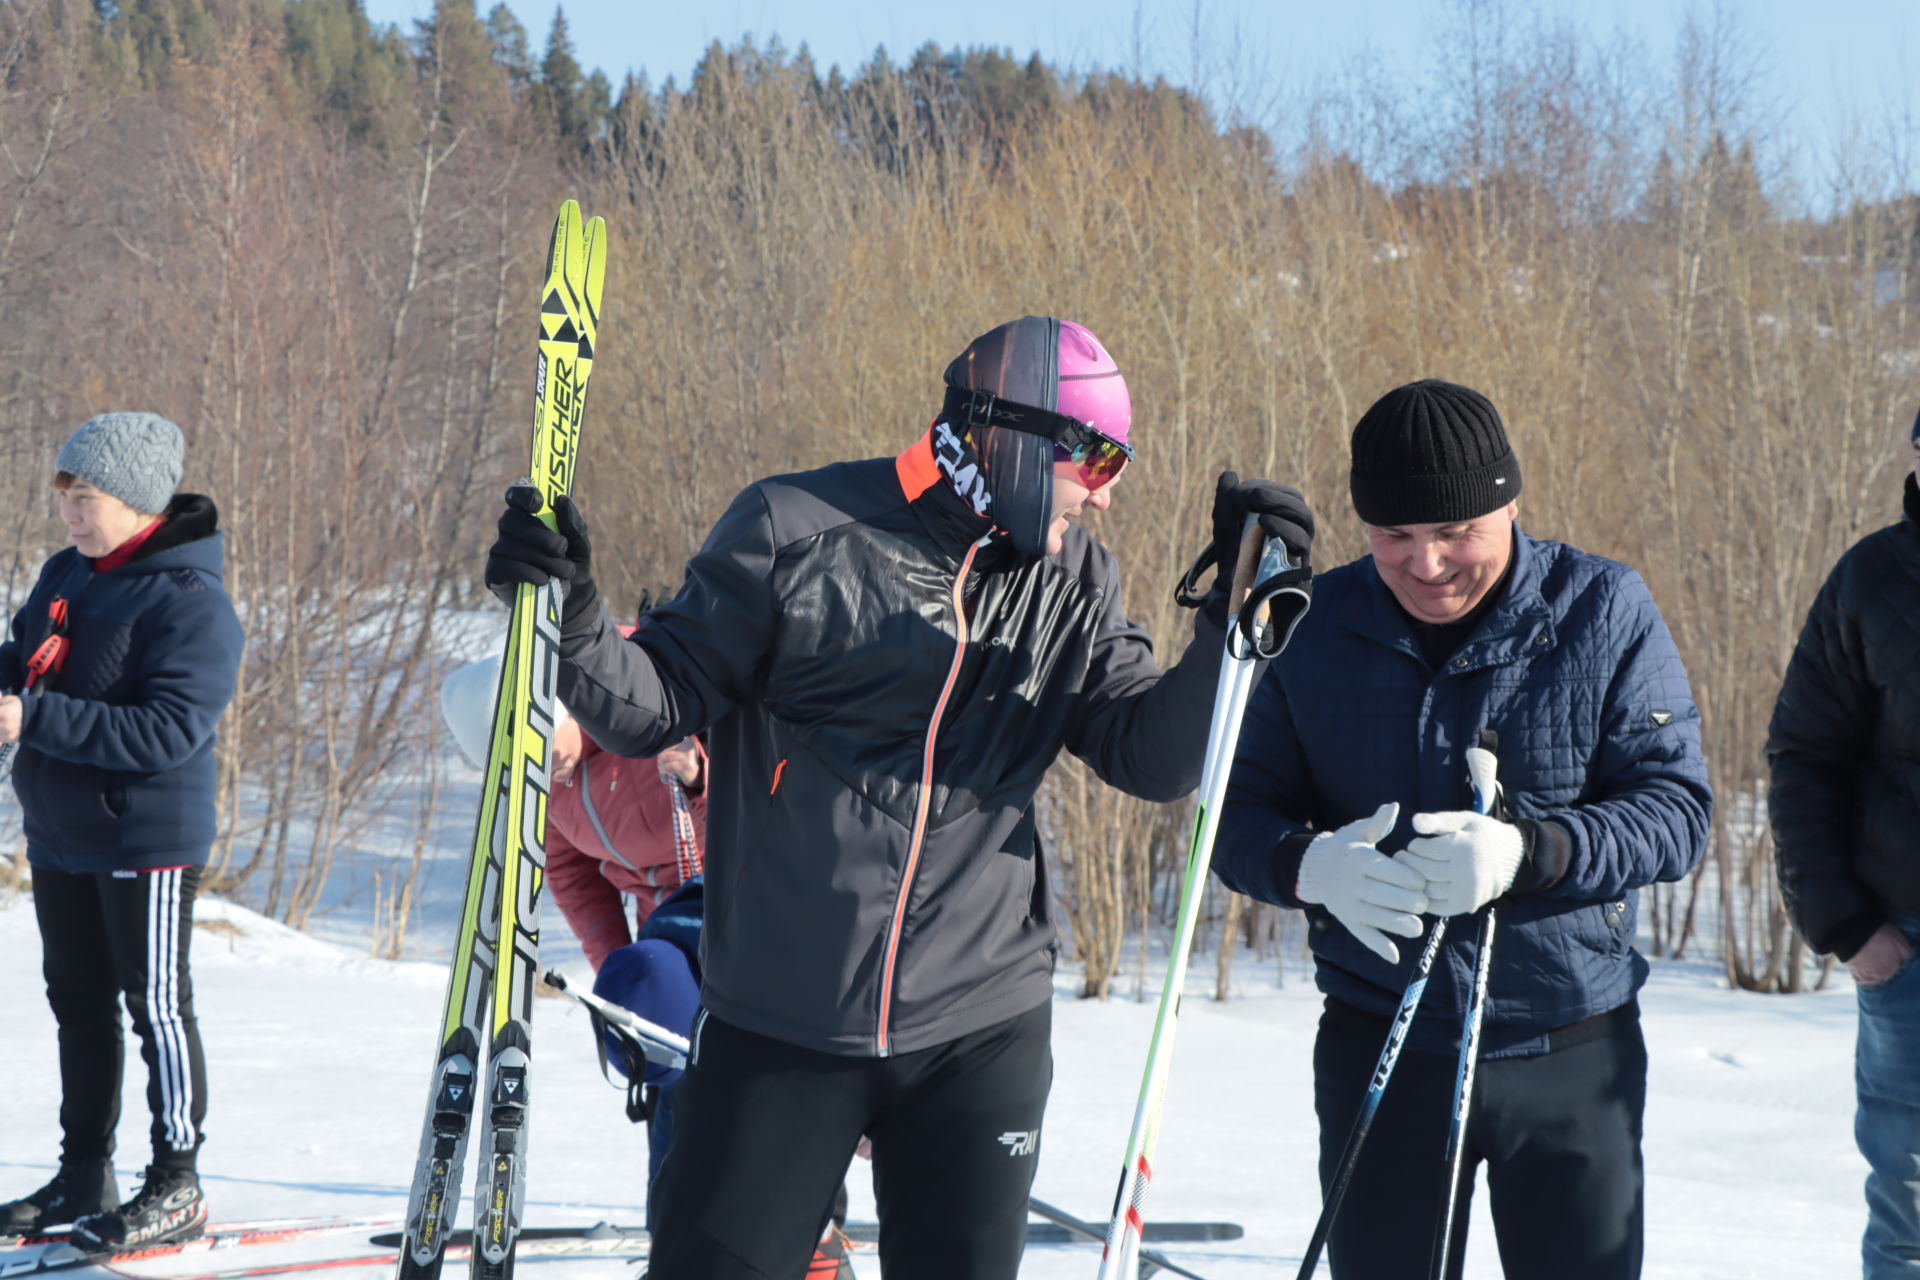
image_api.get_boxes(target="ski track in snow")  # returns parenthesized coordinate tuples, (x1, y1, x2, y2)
(0, 891, 1865, 1278)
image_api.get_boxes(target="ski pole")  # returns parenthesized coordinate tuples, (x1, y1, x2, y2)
(540, 969, 690, 1069)
(1028, 1197, 1216, 1280)
(666, 773, 702, 882)
(1429, 730, 1501, 1280)
(1294, 733, 1499, 1276)
(1096, 518, 1312, 1280)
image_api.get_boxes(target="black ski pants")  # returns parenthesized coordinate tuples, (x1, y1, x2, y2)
(32, 863, 208, 1173)
(645, 1001, 1052, 1280)
(1314, 997, 1646, 1280)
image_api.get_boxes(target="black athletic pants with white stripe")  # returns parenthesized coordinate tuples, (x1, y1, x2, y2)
(32, 863, 207, 1173)
(646, 1001, 1052, 1280)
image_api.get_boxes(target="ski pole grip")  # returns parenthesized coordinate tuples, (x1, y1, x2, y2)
(1228, 515, 1267, 621)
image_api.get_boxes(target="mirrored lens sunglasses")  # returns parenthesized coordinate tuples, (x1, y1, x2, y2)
(1053, 429, 1133, 491)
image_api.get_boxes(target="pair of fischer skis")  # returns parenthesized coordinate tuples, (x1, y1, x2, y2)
(393, 200, 606, 1280)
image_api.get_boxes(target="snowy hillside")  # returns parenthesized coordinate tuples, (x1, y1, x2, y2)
(0, 890, 1864, 1278)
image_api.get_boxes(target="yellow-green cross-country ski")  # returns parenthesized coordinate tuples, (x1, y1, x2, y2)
(397, 200, 606, 1280)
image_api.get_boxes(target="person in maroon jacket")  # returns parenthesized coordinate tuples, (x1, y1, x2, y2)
(440, 642, 706, 967)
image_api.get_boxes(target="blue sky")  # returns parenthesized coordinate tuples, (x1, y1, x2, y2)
(359, 0, 1918, 196)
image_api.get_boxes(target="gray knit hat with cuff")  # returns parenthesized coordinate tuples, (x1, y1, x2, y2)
(1349, 379, 1521, 526)
(57, 412, 184, 516)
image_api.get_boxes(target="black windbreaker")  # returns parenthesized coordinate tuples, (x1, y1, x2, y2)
(1768, 474, 1920, 960)
(557, 437, 1231, 1056)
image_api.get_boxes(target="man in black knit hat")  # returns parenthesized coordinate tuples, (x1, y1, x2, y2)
(1215, 379, 1711, 1278)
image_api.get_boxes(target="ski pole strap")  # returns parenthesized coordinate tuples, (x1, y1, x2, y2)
(1233, 559, 1312, 660)
(1173, 543, 1216, 610)
(567, 984, 660, 1124)
(23, 598, 70, 690)
(667, 775, 702, 880)
(1225, 523, 1312, 662)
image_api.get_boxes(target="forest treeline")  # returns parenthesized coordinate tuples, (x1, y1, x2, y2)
(0, 0, 1914, 993)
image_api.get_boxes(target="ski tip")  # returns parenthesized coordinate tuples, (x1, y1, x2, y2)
(546, 201, 578, 274)
(583, 216, 607, 320)
(547, 200, 583, 282)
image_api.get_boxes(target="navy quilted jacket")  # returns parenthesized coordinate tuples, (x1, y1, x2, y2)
(1215, 529, 1711, 1057)
(1, 496, 245, 871)
(1767, 475, 1920, 960)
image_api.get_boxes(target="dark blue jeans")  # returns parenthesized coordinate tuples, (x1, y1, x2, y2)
(646, 1081, 676, 1222)
(1857, 911, 1920, 1279)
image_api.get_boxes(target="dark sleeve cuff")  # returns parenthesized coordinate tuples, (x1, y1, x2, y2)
(1509, 818, 1573, 893)
(560, 575, 603, 634)
(1273, 830, 1317, 909)
(1831, 911, 1887, 963)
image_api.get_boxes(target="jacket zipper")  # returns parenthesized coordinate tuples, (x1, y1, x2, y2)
(876, 534, 989, 1056)
(574, 757, 639, 870)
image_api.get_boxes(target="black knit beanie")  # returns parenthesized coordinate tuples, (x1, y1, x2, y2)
(1349, 379, 1522, 525)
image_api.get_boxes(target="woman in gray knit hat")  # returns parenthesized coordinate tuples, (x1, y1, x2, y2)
(0, 412, 244, 1252)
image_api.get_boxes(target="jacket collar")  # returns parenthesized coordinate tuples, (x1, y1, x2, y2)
(92, 495, 225, 580)
(1344, 525, 1556, 672)
(896, 431, 998, 562)
(115, 495, 220, 567)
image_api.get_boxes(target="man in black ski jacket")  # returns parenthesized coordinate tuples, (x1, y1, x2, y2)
(1768, 405, 1920, 1279)
(484, 315, 1315, 1280)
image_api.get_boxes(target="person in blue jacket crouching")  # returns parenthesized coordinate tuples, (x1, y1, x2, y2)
(0, 413, 244, 1252)
(1215, 380, 1711, 1280)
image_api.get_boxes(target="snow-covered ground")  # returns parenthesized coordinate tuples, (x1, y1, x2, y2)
(0, 885, 1866, 1279)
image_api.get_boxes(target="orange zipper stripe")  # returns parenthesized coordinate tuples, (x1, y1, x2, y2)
(876, 535, 987, 1054)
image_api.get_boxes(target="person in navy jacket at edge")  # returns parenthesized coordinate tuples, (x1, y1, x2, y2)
(1767, 404, 1920, 1280)
(0, 412, 244, 1254)
(1213, 380, 1711, 1280)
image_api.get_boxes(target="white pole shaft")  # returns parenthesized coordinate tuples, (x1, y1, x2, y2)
(1097, 530, 1295, 1280)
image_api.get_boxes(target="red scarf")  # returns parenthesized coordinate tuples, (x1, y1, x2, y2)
(93, 517, 165, 573)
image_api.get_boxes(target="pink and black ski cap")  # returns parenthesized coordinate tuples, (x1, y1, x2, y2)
(943, 316, 1132, 443)
(939, 316, 1132, 556)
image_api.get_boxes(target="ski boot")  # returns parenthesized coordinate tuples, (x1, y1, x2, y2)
(71, 1166, 206, 1251)
(0, 1160, 119, 1236)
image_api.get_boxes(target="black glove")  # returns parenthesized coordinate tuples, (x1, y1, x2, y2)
(1185, 472, 1314, 630)
(1210, 471, 1314, 569)
(1205, 470, 1313, 564)
(484, 486, 600, 630)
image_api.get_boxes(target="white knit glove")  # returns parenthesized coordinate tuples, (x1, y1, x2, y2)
(1398, 811, 1526, 917)
(1297, 802, 1429, 964)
